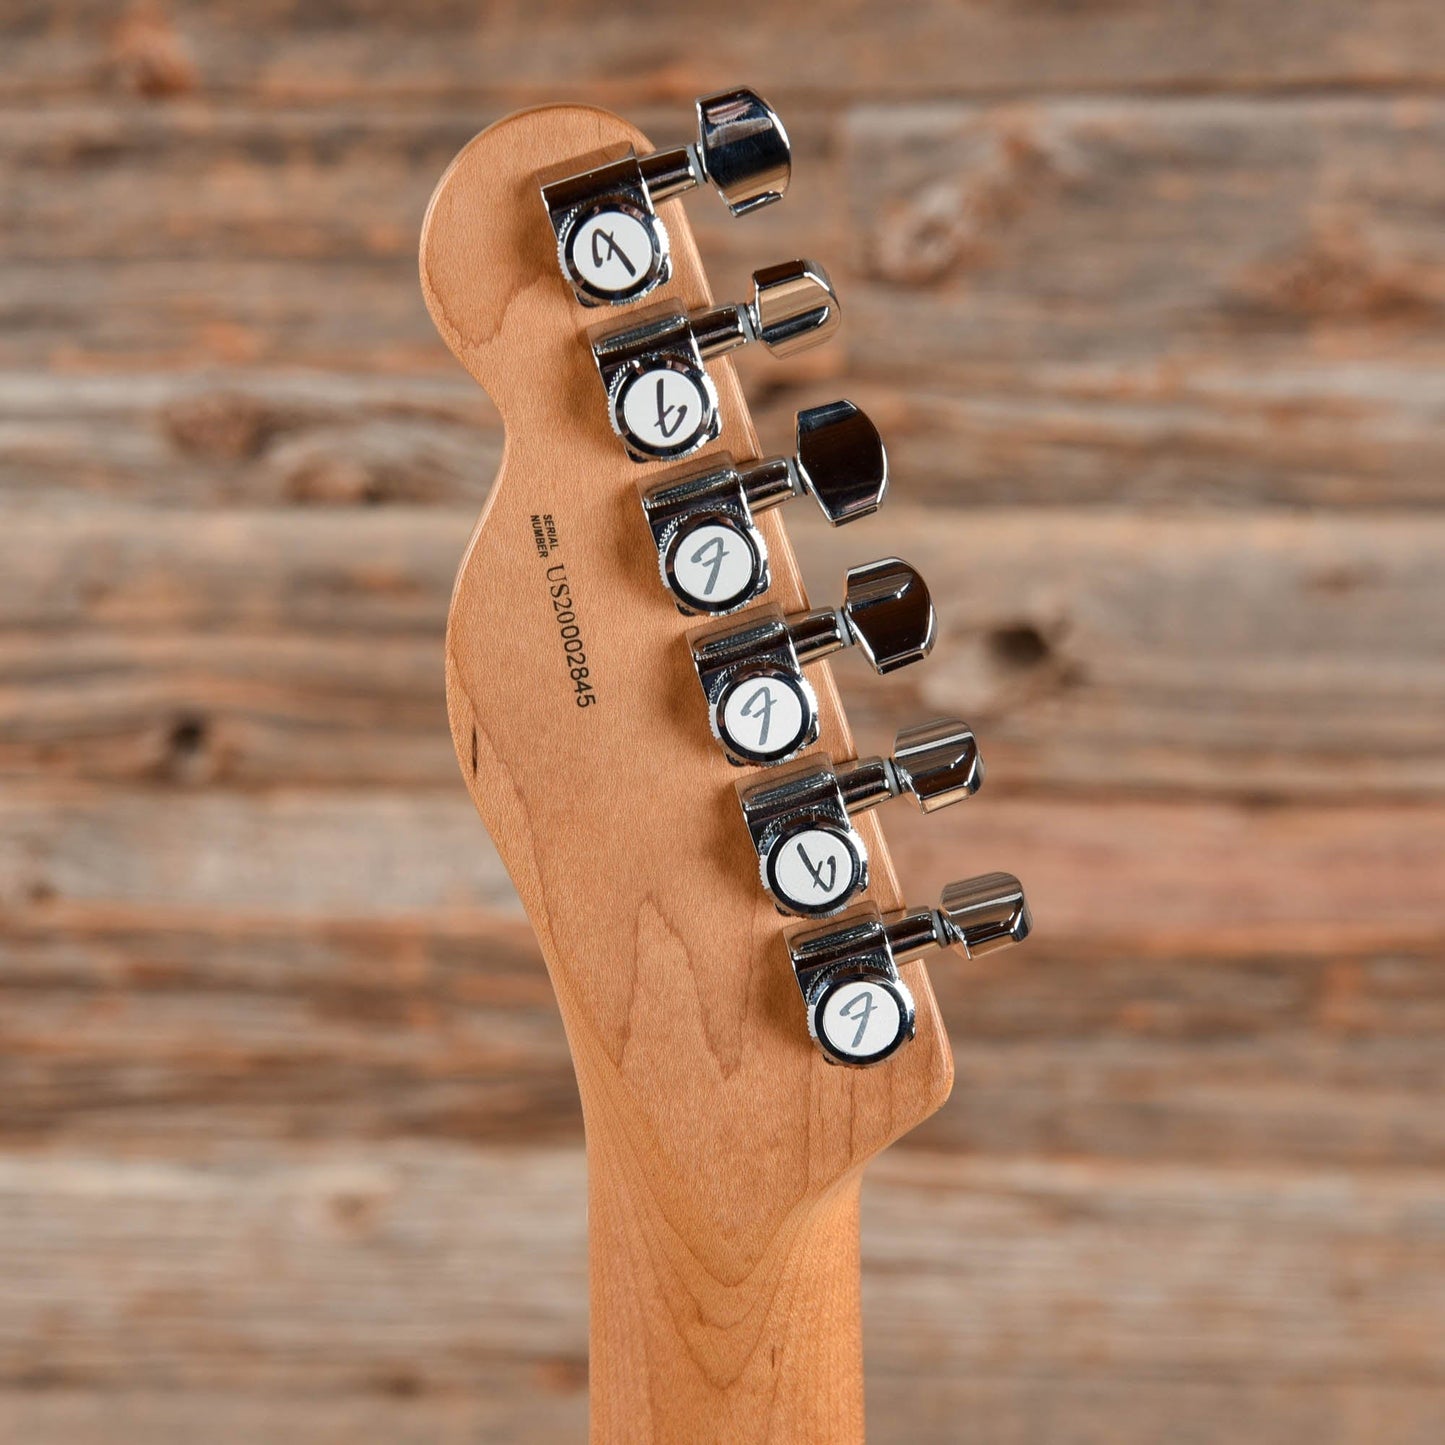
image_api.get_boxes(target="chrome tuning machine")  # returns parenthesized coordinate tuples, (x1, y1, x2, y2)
(689, 557, 935, 767)
(786, 874, 1032, 1067)
(591, 260, 840, 462)
(542, 88, 791, 307)
(738, 719, 983, 917)
(641, 400, 887, 615)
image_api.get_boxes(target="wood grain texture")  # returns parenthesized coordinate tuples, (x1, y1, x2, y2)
(12, 363, 1445, 513)
(11, 95, 1445, 507)
(420, 105, 951, 1442)
(3, 505, 1440, 798)
(3, 787, 1440, 944)
(7, 911, 1445, 1170)
(8, 0, 1445, 101)
(2, 1144, 1444, 1445)
(5, 3, 1445, 1441)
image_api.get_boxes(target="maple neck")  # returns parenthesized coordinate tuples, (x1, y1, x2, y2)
(422, 102, 956, 1445)
(587, 1143, 864, 1444)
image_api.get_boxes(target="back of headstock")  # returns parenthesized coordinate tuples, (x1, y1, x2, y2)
(420, 96, 1028, 1444)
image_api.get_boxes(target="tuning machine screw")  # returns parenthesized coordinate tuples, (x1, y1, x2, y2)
(641, 400, 887, 615)
(591, 260, 840, 462)
(541, 88, 791, 308)
(786, 874, 1032, 1067)
(738, 719, 982, 917)
(689, 557, 935, 767)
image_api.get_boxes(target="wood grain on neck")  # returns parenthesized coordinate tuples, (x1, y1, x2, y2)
(420, 104, 953, 1444)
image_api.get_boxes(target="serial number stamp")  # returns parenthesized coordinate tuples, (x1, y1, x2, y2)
(532, 514, 597, 709)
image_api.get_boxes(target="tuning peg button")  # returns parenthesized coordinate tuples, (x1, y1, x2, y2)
(840, 555, 936, 674)
(889, 717, 985, 813)
(795, 399, 890, 526)
(640, 400, 887, 616)
(541, 88, 791, 308)
(737, 719, 982, 917)
(785, 875, 1031, 1067)
(591, 261, 841, 463)
(934, 872, 1034, 956)
(695, 88, 792, 216)
(689, 558, 936, 767)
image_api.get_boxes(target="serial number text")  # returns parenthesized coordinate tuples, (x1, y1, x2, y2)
(545, 560, 597, 709)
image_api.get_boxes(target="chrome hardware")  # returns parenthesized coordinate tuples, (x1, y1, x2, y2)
(640, 400, 887, 615)
(688, 557, 935, 767)
(542, 88, 791, 307)
(696, 88, 792, 215)
(737, 719, 982, 917)
(785, 874, 1031, 1067)
(591, 261, 841, 462)
(887, 717, 985, 813)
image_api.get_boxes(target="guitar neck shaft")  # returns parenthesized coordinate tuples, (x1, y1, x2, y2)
(587, 1145, 865, 1445)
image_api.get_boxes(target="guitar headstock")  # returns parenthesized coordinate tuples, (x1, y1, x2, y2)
(419, 99, 1028, 1233)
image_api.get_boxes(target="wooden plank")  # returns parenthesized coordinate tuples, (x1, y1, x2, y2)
(916, 942, 1445, 1167)
(0, 913, 578, 1148)
(0, 371, 500, 507)
(843, 97, 1445, 380)
(0, 104, 839, 266)
(1, 13, 1440, 1445)
(0, 373, 817, 508)
(0, 1145, 588, 1384)
(822, 373, 1445, 510)
(890, 796, 1441, 954)
(0, 633, 455, 787)
(863, 1151, 1445, 1377)
(0, 508, 459, 633)
(5, 1, 1445, 103)
(0, 105, 490, 264)
(0, 1144, 1442, 1444)
(3, 507, 1441, 797)
(0, 786, 1439, 947)
(0, 1390, 590, 1445)
(795, 506, 1445, 801)
(4, 1379, 1444, 1445)
(6, 364, 1444, 512)
(0, 787, 515, 917)
(7, 96, 1445, 504)
(6, 98, 1444, 501)
(0, 261, 838, 381)
(867, 1376, 1445, 1445)
(16, 92, 1445, 381)
(848, 97, 1445, 507)
(0, 257, 447, 373)
(0, 101, 831, 369)
(6, 912, 1445, 1170)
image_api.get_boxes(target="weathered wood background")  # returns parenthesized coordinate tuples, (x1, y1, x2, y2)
(4, 3, 1445, 1441)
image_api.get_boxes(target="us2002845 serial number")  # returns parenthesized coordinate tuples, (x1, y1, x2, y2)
(546, 563, 597, 708)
